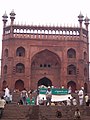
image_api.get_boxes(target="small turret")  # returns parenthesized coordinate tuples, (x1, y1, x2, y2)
(78, 12, 84, 40)
(10, 10, 16, 35)
(78, 12, 84, 28)
(2, 11, 8, 28)
(84, 16, 90, 31)
(10, 9, 16, 25)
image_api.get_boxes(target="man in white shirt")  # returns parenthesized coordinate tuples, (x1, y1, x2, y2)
(78, 88, 84, 105)
(4, 86, 10, 98)
(46, 86, 52, 106)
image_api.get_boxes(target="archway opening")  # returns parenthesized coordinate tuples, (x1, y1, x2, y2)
(15, 80, 24, 91)
(38, 77, 52, 87)
(67, 81, 76, 93)
(2, 80, 7, 90)
(84, 83, 88, 93)
(31, 49, 61, 89)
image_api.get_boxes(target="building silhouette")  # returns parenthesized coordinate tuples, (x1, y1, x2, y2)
(1, 10, 90, 92)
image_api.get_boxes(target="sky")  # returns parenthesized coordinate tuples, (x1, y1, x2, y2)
(0, 0, 90, 66)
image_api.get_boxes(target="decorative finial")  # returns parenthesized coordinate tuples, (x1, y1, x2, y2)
(84, 15, 90, 30)
(2, 11, 8, 21)
(10, 9, 16, 20)
(78, 12, 84, 21)
(84, 15, 90, 24)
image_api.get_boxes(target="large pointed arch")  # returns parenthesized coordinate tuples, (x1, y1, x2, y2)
(31, 49, 61, 89)
(31, 49, 61, 65)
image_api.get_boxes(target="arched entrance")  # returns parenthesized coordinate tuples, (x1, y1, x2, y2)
(31, 49, 61, 89)
(84, 83, 88, 93)
(15, 80, 24, 91)
(67, 81, 76, 93)
(2, 80, 7, 90)
(38, 77, 52, 87)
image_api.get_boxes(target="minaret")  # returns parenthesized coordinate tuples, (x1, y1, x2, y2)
(10, 9, 16, 25)
(78, 12, 84, 39)
(2, 11, 8, 34)
(10, 10, 16, 35)
(84, 16, 89, 81)
(84, 16, 90, 31)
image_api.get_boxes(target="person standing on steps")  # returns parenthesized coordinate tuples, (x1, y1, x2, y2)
(78, 87, 84, 105)
(4, 86, 10, 103)
(46, 86, 52, 106)
(72, 97, 77, 106)
(84, 94, 89, 106)
(21, 88, 28, 105)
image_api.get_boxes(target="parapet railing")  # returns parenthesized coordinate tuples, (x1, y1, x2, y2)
(2, 25, 88, 41)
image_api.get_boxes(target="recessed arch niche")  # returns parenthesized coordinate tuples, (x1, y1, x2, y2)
(31, 49, 61, 89)
(15, 79, 24, 91)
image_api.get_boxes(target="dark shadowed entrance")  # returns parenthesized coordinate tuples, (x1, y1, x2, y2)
(15, 80, 24, 91)
(84, 83, 88, 93)
(38, 77, 52, 87)
(2, 80, 7, 90)
(67, 81, 76, 93)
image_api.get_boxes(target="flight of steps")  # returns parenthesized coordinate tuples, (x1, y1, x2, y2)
(1, 104, 29, 120)
(0, 92, 90, 120)
(1, 104, 90, 120)
(39, 105, 90, 120)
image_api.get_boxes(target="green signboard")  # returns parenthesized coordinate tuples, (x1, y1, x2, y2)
(39, 88, 47, 94)
(39, 88, 68, 95)
(52, 88, 68, 95)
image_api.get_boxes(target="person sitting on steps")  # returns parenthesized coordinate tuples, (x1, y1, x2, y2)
(74, 108, 81, 120)
(56, 108, 62, 118)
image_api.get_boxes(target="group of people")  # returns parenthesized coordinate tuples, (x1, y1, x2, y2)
(38, 86, 90, 107)
(2, 85, 90, 107)
(0, 85, 89, 120)
(77, 87, 90, 106)
(18, 88, 35, 105)
(67, 87, 90, 106)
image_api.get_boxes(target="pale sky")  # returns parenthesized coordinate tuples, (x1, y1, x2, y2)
(0, 0, 90, 62)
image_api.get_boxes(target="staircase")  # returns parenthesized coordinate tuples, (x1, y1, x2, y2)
(1, 104, 29, 120)
(0, 92, 90, 120)
(39, 105, 90, 120)
(0, 104, 90, 120)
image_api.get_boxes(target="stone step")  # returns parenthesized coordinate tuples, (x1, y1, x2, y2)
(1, 119, 27, 120)
(1, 104, 90, 120)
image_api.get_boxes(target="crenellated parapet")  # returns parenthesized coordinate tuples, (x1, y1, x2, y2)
(2, 25, 87, 41)
(2, 10, 89, 42)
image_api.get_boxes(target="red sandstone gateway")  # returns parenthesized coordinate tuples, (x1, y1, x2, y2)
(1, 10, 90, 93)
